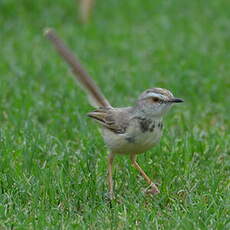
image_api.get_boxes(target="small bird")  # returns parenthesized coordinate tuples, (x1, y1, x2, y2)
(45, 29, 184, 199)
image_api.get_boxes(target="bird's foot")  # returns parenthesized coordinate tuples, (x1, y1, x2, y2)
(146, 183, 160, 195)
(105, 191, 115, 201)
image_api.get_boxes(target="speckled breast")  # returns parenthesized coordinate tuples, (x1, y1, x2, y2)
(102, 118, 163, 154)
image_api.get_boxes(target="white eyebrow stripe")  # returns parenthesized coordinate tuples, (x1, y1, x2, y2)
(145, 92, 166, 99)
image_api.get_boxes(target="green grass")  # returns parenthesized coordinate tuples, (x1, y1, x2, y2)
(0, 0, 229, 229)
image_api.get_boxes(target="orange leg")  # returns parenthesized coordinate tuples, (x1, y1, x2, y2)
(130, 154, 159, 195)
(108, 152, 115, 199)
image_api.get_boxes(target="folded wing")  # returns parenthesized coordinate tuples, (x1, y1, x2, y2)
(87, 107, 131, 134)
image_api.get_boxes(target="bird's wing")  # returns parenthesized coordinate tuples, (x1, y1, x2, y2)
(87, 107, 131, 134)
(45, 28, 111, 108)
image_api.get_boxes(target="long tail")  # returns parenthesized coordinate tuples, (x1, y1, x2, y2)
(44, 28, 111, 108)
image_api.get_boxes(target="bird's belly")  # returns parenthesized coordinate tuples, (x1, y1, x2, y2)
(102, 126, 163, 154)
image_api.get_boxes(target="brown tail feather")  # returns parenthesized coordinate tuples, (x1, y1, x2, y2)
(44, 28, 111, 108)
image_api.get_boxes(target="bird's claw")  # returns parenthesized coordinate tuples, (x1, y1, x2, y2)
(146, 183, 160, 195)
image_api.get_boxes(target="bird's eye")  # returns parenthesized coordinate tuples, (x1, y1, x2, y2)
(152, 97, 160, 102)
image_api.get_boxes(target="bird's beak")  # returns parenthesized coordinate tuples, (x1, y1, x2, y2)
(169, 98, 184, 103)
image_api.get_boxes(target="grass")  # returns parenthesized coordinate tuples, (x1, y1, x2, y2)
(0, 0, 229, 229)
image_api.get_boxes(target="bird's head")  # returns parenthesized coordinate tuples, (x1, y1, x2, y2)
(136, 88, 184, 117)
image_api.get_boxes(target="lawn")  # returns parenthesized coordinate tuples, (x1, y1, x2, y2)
(0, 0, 229, 229)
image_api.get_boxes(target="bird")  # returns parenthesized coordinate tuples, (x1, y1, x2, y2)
(44, 28, 184, 199)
